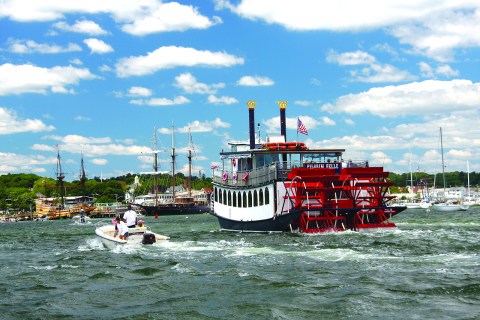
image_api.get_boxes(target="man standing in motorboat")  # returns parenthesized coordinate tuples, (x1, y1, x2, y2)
(123, 205, 137, 228)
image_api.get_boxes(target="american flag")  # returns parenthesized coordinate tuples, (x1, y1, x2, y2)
(297, 118, 308, 135)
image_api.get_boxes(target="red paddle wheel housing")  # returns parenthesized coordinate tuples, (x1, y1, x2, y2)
(286, 166, 398, 233)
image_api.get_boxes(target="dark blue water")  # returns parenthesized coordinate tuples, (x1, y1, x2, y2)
(1, 209, 479, 319)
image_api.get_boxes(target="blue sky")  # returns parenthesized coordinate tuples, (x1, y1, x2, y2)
(1, 0, 480, 181)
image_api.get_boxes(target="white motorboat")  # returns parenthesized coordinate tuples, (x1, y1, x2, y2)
(95, 224, 169, 249)
(72, 215, 91, 224)
(433, 201, 469, 212)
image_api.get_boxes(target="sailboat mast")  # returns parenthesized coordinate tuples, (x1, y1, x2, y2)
(56, 147, 65, 209)
(409, 153, 413, 192)
(153, 128, 158, 206)
(467, 160, 470, 197)
(440, 127, 446, 195)
(171, 122, 176, 199)
(80, 153, 87, 197)
(187, 127, 192, 197)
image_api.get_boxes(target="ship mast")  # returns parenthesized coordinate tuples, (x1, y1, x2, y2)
(440, 127, 446, 199)
(79, 152, 87, 197)
(56, 146, 65, 209)
(187, 126, 192, 197)
(153, 128, 158, 206)
(171, 122, 176, 200)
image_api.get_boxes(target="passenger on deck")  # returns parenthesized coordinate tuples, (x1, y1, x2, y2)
(112, 215, 119, 237)
(123, 205, 137, 228)
(116, 217, 129, 240)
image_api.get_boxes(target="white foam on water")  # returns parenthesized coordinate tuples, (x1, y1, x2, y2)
(171, 263, 193, 274)
(153, 238, 254, 254)
(78, 238, 105, 251)
(111, 243, 141, 254)
(29, 265, 57, 270)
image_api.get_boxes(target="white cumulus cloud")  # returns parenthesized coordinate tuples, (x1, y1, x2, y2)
(0, 63, 96, 95)
(83, 38, 113, 54)
(121, 2, 221, 35)
(127, 86, 152, 97)
(174, 72, 225, 94)
(131, 96, 190, 106)
(53, 20, 107, 35)
(237, 75, 274, 86)
(7, 39, 81, 54)
(115, 46, 244, 77)
(0, 107, 55, 134)
(207, 95, 238, 105)
(321, 79, 480, 117)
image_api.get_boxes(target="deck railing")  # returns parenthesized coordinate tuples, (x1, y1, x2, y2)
(213, 159, 370, 188)
(213, 164, 278, 187)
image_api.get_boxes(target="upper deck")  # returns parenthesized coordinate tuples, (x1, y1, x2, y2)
(213, 145, 371, 188)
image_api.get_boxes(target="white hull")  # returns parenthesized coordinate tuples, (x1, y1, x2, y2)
(404, 203, 423, 209)
(433, 203, 469, 212)
(95, 225, 169, 249)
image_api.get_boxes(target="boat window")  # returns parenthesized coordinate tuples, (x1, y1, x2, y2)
(238, 192, 242, 208)
(227, 191, 231, 206)
(233, 191, 237, 207)
(255, 153, 279, 168)
(253, 190, 258, 207)
(248, 191, 253, 207)
(223, 190, 227, 205)
(259, 189, 264, 206)
(265, 187, 270, 205)
(243, 191, 247, 207)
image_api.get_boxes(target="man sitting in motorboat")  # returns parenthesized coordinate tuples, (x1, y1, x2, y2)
(123, 205, 137, 228)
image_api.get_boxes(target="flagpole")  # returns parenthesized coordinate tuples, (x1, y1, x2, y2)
(296, 118, 299, 142)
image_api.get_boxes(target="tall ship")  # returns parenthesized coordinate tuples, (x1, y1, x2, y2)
(35, 150, 96, 220)
(133, 126, 210, 215)
(211, 101, 406, 233)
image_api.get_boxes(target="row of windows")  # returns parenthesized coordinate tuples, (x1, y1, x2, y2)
(214, 187, 270, 208)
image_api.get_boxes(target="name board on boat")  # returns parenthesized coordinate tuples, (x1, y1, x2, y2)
(303, 162, 340, 170)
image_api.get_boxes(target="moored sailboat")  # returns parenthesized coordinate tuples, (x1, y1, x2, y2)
(433, 127, 469, 212)
(134, 126, 210, 215)
(35, 150, 96, 220)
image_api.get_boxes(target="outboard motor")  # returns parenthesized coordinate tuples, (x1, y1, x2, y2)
(142, 233, 156, 244)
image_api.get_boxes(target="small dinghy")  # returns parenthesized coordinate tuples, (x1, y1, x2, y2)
(95, 224, 169, 249)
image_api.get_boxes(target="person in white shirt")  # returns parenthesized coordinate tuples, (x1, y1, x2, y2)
(123, 205, 137, 228)
(116, 217, 129, 240)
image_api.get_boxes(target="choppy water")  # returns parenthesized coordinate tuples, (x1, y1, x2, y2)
(1, 208, 479, 320)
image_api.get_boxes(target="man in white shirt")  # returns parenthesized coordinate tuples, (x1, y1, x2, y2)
(123, 205, 137, 228)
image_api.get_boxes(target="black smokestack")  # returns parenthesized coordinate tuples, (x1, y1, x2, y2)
(247, 101, 256, 150)
(278, 101, 287, 141)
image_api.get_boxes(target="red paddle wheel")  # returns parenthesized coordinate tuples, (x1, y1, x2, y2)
(287, 166, 398, 233)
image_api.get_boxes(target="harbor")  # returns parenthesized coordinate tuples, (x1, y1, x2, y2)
(1, 210, 479, 319)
